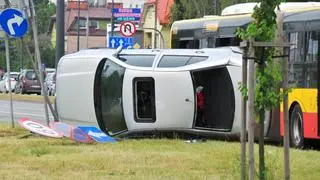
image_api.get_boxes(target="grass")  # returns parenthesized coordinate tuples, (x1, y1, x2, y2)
(0, 93, 55, 103)
(0, 124, 320, 180)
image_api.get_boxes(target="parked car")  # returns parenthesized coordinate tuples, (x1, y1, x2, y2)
(0, 72, 19, 93)
(44, 72, 56, 96)
(15, 69, 41, 95)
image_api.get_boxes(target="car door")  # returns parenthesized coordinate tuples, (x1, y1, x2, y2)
(122, 69, 195, 130)
(153, 71, 195, 128)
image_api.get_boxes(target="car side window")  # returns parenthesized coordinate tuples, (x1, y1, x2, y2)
(157, 55, 208, 68)
(118, 55, 155, 67)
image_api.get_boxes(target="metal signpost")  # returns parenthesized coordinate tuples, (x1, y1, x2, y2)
(0, 8, 29, 128)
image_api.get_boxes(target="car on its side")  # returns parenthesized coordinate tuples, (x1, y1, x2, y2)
(0, 72, 19, 93)
(15, 69, 41, 95)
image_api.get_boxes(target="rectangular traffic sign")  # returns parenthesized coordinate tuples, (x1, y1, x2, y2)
(108, 36, 133, 49)
(78, 126, 116, 143)
(112, 8, 141, 22)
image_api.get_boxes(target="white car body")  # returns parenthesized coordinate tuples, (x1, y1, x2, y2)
(0, 72, 19, 92)
(56, 47, 260, 137)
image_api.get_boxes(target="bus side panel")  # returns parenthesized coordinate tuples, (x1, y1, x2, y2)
(280, 89, 319, 139)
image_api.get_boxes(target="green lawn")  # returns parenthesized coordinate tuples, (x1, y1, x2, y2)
(0, 93, 55, 103)
(0, 124, 319, 179)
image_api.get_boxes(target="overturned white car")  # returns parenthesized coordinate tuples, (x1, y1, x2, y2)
(56, 47, 247, 137)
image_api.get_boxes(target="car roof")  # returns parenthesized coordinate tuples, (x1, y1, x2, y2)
(63, 47, 241, 59)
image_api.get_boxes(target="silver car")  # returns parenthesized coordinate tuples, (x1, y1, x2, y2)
(0, 72, 19, 93)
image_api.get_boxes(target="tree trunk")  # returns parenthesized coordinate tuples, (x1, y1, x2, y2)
(240, 45, 248, 180)
(283, 45, 290, 180)
(248, 40, 255, 180)
(259, 109, 265, 180)
(258, 61, 266, 180)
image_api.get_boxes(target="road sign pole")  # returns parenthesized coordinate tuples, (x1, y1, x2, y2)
(77, 0, 80, 51)
(5, 35, 14, 128)
(4, 0, 14, 128)
(111, 0, 114, 36)
(56, 0, 65, 67)
(154, 0, 157, 48)
(30, 0, 50, 126)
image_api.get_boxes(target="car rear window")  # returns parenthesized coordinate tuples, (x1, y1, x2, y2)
(26, 71, 36, 80)
(157, 56, 208, 68)
(118, 55, 155, 67)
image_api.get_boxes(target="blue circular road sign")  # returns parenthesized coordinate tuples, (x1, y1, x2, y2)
(0, 8, 28, 37)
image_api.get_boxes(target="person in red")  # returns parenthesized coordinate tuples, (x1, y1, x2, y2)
(196, 86, 205, 126)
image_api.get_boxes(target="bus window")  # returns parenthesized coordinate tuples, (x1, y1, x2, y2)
(215, 37, 240, 47)
(305, 31, 319, 88)
(133, 77, 156, 122)
(207, 37, 215, 48)
(179, 40, 200, 49)
(289, 31, 319, 88)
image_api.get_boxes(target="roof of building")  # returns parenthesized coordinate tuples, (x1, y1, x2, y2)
(142, 0, 174, 25)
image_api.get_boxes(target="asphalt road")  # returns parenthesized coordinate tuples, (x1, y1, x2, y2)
(0, 100, 54, 125)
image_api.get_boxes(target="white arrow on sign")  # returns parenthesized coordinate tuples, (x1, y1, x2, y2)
(119, 39, 124, 46)
(7, 14, 24, 35)
(88, 130, 107, 138)
(111, 39, 116, 48)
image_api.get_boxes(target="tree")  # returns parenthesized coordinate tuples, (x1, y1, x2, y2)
(170, 0, 215, 24)
(237, 0, 284, 179)
(34, 0, 56, 35)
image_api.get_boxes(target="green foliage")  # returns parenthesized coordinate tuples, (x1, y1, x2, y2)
(170, 0, 215, 25)
(35, 1, 56, 35)
(236, 0, 284, 121)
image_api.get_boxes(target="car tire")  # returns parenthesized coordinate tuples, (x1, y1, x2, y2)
(20, 86, 26, 94)
(290, 104, 304, 148)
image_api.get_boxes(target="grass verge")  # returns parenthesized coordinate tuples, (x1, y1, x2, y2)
(0, 124, 319, 179)
(0, 93, 55, 104)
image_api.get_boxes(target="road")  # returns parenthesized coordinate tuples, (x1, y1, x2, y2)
(0, 100, 54, 125)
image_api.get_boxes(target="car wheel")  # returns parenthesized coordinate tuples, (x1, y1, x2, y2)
(290, 104, 304, 148)
(20, 86, 25, 94)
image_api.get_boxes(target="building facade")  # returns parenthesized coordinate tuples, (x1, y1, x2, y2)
(141, 0, 174, 48)
(48, 4, 112, 54)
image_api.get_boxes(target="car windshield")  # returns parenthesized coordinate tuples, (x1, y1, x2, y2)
(26, 71, 37, 80)
(10, 74, 18, 79)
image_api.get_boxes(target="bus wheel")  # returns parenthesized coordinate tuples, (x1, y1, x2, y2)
(290, 104, 304, 148)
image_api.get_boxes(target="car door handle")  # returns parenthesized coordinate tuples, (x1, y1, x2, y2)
(185, 98, 192, 102)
